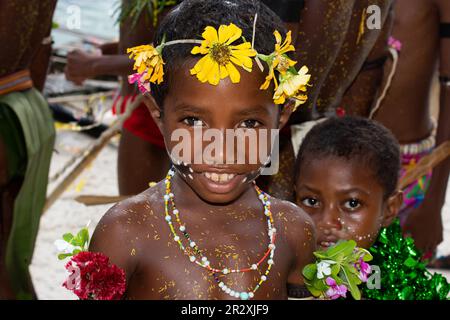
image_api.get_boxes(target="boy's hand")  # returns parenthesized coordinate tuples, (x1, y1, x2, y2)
(64, 49, 99, 85)
(403, 201, 443, 254)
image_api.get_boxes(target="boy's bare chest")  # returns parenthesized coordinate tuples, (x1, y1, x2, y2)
(125, 216, 293, 299)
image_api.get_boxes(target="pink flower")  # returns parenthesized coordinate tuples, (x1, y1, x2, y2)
(358, 257, 372, 282)
(63, 252, 126, 300)
(128, 72, 151, 94)
(325, 277, 348, 300)
(388, 36, 402, 52)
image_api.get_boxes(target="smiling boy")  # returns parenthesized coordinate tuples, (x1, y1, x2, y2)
(89, 0, 315, 300)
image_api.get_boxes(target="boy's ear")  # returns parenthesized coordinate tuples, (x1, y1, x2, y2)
(143, 93, 164, 132)
(382, 190, 403, 228)
(278, 101, 295, 129)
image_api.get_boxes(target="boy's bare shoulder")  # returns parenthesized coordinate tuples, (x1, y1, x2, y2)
(89, 182, 167, 271)
(269, 197, 316, 286)
(269, 197, 315, 241)
(93, 182, 165, 236)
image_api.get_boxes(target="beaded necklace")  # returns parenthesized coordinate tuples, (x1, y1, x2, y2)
(163, 167, 277, 300)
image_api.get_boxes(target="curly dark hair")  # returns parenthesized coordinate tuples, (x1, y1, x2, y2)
(150, 0, 287, 107)
(295, 116, 401, 199)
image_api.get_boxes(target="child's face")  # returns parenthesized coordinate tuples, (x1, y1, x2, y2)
(146, 60, 292, 204)
(295, 156, 401, 249)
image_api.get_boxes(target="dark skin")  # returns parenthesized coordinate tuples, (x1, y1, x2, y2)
(372, 0, 450, 253)
(291, 0, 356, 123)
(316, 0, 394, 115)
(339, 7, 394, 116)
(0, 0, 57, 299)
(295, 157, 402, 250)
(90, 62, 315, 299)
(29, 24, 53, 92)
(64, 0, 170, 196)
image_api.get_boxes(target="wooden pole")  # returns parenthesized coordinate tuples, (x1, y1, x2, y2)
(398, 140, 450, 190)
(74, 195, 130, 206)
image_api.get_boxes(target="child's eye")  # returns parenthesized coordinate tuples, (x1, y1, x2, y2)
(343, 199, 362, 211)
(301, 197, 320, 208)
(183, 117, 204, 127)
(239, 119, 261, 129)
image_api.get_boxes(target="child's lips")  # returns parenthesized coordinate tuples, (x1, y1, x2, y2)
(319, 241, 336, 248)
(318, 237, 338, 248)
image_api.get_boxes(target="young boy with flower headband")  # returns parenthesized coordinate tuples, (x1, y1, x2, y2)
(88, 0, 315, 300)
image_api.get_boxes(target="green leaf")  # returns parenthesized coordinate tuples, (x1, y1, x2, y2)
(304, 280, 322, 297)
(361, 249, 373, 262)
(77, 228, 90, 249)
(326, 240, 356, 260)
(307, 285, 323, 297)
(345, 263, 360, 277)
(70, 236, 82, 247)
(313, 251, 329, 259)
(302, 264, 317, 280)
(256, 53, 271, 62)
(335, 253, 347, 264)
(334, 276, 345, 285)
(331, 263, 340, 276)
(312, 277, 328, 291)
(58, 253, 73, 260)
(63, 233, 74, 243)
(73, 249, 81, 255)
(342, 265, 362, 300)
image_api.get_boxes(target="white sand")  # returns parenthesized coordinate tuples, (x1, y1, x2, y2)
(29, 126, 450, 300)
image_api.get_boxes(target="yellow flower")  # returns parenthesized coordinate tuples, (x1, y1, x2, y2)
(273, 66, 311, 105)
(292, 94, 308, 111)
(127, 44, 165, 84)
(260, 67, 277, 91)
(260, 30, 297, 91)
(190, 24, 257, 85)
(273, 30, 296, 72)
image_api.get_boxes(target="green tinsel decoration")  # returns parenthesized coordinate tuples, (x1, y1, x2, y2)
(362, 219, 450, 300)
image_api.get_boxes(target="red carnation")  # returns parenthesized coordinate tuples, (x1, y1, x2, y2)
(63, 251, 126, 300)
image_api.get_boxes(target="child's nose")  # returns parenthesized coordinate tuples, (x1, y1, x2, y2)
(200, 131, 234, 165)
(319, 204, 342, 229)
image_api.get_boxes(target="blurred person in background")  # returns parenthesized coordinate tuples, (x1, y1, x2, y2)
(0, 0, 57, 299)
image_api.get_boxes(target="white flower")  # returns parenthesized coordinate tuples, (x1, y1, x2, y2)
(316, 260, 335, 279)
(54, 239, 76, 254)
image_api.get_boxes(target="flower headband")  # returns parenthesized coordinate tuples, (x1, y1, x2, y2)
(127, 21, 311, 110)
